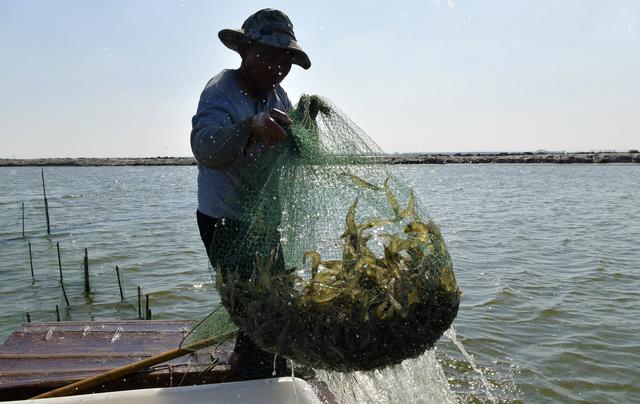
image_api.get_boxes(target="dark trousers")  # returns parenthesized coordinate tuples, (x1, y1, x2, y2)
(196, 210, 287, 378)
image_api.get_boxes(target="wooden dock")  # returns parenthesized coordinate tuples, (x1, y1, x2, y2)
(0, 320, 237, 401)
(0, 320, 338, 403)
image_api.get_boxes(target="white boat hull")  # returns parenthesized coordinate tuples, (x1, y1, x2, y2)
(9, 377, 322, 404)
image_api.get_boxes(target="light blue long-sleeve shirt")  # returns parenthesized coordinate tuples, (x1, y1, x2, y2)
(191, 69, 292, 219)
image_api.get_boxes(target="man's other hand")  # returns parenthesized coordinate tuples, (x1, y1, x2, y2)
(249, 108, 292, 147)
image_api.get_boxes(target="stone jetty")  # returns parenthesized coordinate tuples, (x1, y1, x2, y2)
(1, 152, 639, 166)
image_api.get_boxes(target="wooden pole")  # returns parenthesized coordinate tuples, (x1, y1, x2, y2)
(115, 266, 124, 301)
(22, 202, 25, 238)
(56, 242, 69, 309)
(26, 312, 31, 323)
(28, 242, 34, 278)
(56, 242, 63, 281)
(41, 169, 51, 236)
(55, 305, 60, 322)
(31, 330, 237, 399)
(59, 279, 70, 308)
(145, 294, 151, 320)
(83, 248, 90, 293)
(137, 286, 142, 319)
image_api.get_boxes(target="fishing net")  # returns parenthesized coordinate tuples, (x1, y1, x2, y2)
(185, 95, 460, 372)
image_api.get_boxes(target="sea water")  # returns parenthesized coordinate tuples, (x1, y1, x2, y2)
(1, 164, 639, 403)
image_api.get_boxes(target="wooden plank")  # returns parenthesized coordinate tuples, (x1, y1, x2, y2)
(8, 320, 193, 333)
(1, 332, 189, 355)
(0, 351, 221, 375)
(0, 321, 194, 355)
(1, 356, 161, 374)
(0, 364, 236, 400)
(0, 320, 237, 400)
(0, 346, 233, 388)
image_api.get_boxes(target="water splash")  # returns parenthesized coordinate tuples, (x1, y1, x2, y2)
(444, 327, 496, 403)
(82, 326, 91, 337)
(291, 360, 299, 404)
(316, 350, 456, 404)
(273, 354, 278, 376)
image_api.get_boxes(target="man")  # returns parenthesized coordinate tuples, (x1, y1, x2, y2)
(191, 9, 310, 379)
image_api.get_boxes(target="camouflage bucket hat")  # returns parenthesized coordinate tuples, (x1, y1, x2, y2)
(218, 8, 311, 70)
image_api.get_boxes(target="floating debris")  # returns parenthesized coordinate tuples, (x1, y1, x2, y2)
(110, 327, 124, 343)
(44, 327, 55, 342)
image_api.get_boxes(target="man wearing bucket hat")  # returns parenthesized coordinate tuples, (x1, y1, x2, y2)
(191, 9, 310, 379)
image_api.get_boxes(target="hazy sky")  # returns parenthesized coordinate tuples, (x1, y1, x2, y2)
(1, 1, 638, 158)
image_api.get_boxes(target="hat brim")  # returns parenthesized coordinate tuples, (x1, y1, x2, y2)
(218, 29, 311, 70)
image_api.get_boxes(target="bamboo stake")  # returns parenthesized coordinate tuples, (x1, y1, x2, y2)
(83, 248, 90, 293)
(26, 312, 31, 323)
(56, 242, 63, 281)
(28, 242, 34, 278)
(56, 243, 70, 306)
(22, 202, 25, 238)
(145, 294, 151, 320)
(32, 330, 236, 399)
(41, 169, 51, 236)
(59, 279, 70, 308)
(55, 305, 60, 321)
(137, 286, 142, 319)
(115, 266, 124, 301)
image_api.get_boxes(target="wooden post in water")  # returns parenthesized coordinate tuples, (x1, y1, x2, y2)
(28, 242, 34, 278)
(83, 248, 90, 293)
(59, 279, 70, 308)
(41, 168, 51, 236)
(57, 243, 70, 307)
(137, 286, 142, 319)
(145, 294, 151, 320)
(56, 242, 63, 281)
(55, 305, 60, 321)
(26, 312, 31, 323)
(115, 265, 124, 301)
(21, 202, 25, 238)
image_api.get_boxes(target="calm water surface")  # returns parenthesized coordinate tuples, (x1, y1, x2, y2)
(0, 165, 638, 403)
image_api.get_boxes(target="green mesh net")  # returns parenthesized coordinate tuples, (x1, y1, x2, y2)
(184, 95, 460, 372)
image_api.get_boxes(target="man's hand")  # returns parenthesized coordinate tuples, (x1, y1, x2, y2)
(249, 108, 293, 148)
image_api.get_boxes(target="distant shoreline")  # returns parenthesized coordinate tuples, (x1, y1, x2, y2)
(1, 152, 639, 166)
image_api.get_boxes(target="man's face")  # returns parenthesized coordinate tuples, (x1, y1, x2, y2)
(241, 42, 293, 89)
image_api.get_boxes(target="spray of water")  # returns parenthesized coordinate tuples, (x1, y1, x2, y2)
(444, 327, 497, 403)
(316, 350, 457, 404)
(315, 327, 503, 403)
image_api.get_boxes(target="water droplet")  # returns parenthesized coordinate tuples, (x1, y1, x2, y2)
(273, 354, 278, 376)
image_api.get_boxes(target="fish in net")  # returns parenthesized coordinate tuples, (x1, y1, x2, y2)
(184, 95, 461, 372)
